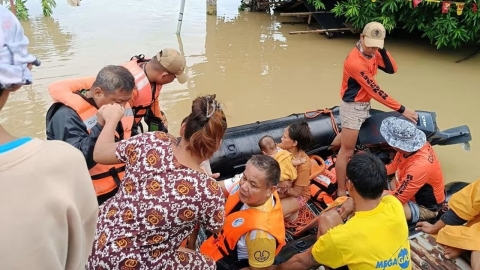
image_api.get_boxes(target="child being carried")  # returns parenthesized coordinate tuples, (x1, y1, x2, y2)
(258, 135, 306, 194)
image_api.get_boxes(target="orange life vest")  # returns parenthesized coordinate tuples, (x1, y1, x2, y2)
(200, 182, 286, 264)
(122, 54, 162, 124)
(48, 83, 134, 196)
(310, 155, 338, 207)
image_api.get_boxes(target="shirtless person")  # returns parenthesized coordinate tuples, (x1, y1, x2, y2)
(258, 135, 305, 193)
(334, 21, 418, 197)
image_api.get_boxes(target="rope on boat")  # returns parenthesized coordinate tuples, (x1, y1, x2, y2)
(455, 46, 480, 63)
(304, 109, 340, 135)
(285, 205, 318, 235)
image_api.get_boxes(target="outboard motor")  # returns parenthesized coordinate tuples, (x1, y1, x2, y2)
(358, 110, 438, 146)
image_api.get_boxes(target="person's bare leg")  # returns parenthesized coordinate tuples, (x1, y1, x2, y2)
(317, 209, 344, 237)
(335, 128, 358, 197)
(443, 245, 465, 260)
(329, 133, 342, 151)
(402, 203, 412, 221)
(471, 251, 480, 270)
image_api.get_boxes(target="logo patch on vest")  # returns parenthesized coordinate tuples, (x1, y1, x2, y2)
(254, 250, 271, 262)
(232, 218, 244, 228)
(325, 159, 333, 166)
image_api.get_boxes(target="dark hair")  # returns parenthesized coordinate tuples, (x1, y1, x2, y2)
(183, 94, 227, 160)
(346, 152, 387, 200)
(181, 116, 188, 125)
(287, 121, 313, 151)
(258, 135, 276, 152)
(91, 65, 135, 94)
(247, 155, 281, 187)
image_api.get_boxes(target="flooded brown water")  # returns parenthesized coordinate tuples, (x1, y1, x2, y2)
(2, 0, 478, 183)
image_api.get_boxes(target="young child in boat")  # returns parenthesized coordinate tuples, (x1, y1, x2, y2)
(259, 135, 306, 193)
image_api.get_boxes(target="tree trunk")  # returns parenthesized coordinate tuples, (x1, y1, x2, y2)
(206, 0, 217, 16)
(9, 0, 16, 15)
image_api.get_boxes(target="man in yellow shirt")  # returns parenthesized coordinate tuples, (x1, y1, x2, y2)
(277, 152, 412, 270)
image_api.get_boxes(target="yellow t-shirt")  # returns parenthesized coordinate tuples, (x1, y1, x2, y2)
(311, 195, 412, 270)
(237, 196, 277, 268)
(274, 149, 298, 182)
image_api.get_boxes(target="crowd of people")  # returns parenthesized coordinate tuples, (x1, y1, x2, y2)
(0, 5, 478, 270)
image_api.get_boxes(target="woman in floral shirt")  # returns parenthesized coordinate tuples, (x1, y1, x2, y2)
(86, 95, 227, 270)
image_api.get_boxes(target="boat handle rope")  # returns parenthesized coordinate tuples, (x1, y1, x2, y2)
(304, 109, 340, 135)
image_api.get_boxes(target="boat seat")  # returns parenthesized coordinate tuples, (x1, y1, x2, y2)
(309, 155, 326, 180)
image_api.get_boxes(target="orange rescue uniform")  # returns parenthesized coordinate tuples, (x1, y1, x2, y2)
(341, 45, 405, 113)
(48, 82, 134, 196)
(386, 142, 445, 210)
(200, 182, 286, 267)
(47, 55, 164, 128)
(123, 55, 163, 124)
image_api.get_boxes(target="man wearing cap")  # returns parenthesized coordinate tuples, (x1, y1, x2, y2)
(124, 48, 188, 133)
(334, 21, 419, 198)
(46, 48, 188, 134)
(380, 117, 445, 224)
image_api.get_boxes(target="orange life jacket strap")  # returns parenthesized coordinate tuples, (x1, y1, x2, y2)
(91, 165, 126, 187)
(131, 82, 157, 119)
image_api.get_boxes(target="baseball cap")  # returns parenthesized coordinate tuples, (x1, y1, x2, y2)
(362, 22, 386, 49)
(156, 48, 188, 84)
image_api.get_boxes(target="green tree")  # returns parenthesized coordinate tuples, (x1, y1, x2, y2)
(308, 0, 480, 49)
(4, 0, 56, 20)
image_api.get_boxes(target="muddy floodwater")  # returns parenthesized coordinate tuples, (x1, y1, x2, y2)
(2, 0, 478, 183)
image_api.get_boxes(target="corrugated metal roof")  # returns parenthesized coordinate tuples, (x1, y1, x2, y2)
(409, 232, 471, 270)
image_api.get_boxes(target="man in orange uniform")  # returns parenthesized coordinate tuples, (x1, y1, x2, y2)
(381, 117, 445, 224)
(123, 48, 187, 132)
(47, 48, 187, 133)
(335, 22, 419, 197)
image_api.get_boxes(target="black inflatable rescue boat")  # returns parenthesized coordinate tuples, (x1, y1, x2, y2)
(210, 106, 472, 179)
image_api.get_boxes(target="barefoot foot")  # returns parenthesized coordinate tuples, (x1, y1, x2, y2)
(443, 245, 464, 260)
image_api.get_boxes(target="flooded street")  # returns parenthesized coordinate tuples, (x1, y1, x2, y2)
(2, 0, 478, 183)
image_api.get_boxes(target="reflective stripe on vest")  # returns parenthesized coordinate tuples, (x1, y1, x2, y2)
(199, 182, 286, 262)
(122, 59, 162, 123)
(310, 155, 338, 207)
(48, 84, 134, 196)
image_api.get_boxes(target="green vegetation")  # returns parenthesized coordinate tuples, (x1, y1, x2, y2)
(307, 0, 480, 49)
(239, 1, 248, 11)
(6, 0, 56, 20)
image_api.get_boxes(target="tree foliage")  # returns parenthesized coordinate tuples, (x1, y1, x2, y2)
(6, 0, 56, 20)
(308, 0, 480, 49)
